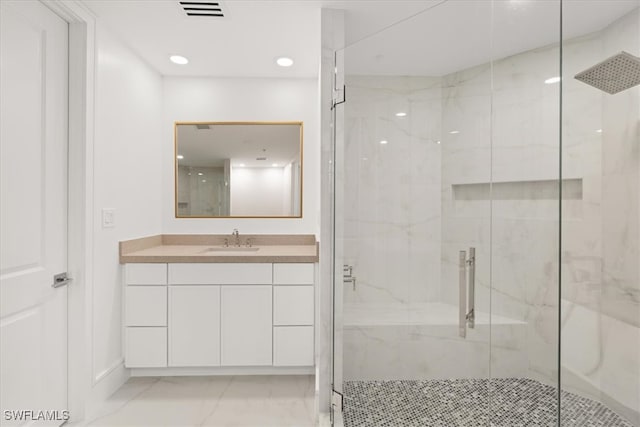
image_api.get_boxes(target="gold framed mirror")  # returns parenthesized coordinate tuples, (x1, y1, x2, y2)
(174, 121, 303, 218)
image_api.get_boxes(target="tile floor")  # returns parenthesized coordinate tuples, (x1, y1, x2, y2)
(343, 378, 634, 427)
(77, 375, 316, 427)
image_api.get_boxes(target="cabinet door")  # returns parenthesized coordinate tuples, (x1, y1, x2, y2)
(168, 286, 220, 367)
(221, 285, 272, 366)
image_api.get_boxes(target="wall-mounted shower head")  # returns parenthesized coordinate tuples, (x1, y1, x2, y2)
(574, 51, 640, 94)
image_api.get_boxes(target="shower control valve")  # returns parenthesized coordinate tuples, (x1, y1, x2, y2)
(343, 264, 357, 291)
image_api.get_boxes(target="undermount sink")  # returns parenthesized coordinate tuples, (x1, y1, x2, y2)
(200, 247, 260, 253)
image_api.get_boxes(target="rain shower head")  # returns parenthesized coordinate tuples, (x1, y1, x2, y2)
(574, 51, 640, 94)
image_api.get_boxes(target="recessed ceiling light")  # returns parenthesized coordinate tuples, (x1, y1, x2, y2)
(395, 112, 407, 117)
(239, 163, 246, 167)
(177, 155, 184, 159)
(272, 163, 279, 167)
(545, 76, 561, 84)
(436, 140, 441, 144)
(202, 180, 206, 183)
(449, 130, 460, 134)
(276, 57, 294, 67)
(596, 129, 603, 133)
(198, 172, 204, 176)
(380, 140, 388, 145)
(170, 55, 189, 65)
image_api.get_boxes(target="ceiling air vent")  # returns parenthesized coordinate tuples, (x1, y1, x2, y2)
(179, 1, 225, 18)
(195, 124, 211, 130)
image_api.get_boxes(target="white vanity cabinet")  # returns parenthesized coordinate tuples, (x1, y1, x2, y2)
(123, 262, 315, 373)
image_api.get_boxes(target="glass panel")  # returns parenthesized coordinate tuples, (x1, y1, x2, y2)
(334, 2, 494, 425)
(489, 1, 562, 426)
(561, 1, 640, 426)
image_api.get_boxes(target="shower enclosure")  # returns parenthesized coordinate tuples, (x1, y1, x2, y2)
(330, 1, 639, 426)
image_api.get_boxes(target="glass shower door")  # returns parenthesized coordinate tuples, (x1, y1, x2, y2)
(332, 2, 495, 425)
(330, 1, 572, 426)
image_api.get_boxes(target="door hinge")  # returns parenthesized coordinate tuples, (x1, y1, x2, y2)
(332, 389, 344, 412)
(332, 85, 346, 109)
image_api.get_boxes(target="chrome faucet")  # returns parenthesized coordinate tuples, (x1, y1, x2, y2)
(232, 229, 240, 247)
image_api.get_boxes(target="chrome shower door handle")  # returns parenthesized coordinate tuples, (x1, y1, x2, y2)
(467, 247, 475, 329)
(459, 250, 467, 338)
(459, 248, 476, 338)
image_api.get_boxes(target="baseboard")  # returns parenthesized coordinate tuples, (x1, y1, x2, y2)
(130, 366, 314, 377)
(86, 359, 130, 418)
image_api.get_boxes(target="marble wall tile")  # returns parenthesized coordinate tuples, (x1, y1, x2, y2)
(561, 8, 640, 424)
(343, 75, 443, 307)
(343, 322, 527, 381)
(562, 301, 640, 425)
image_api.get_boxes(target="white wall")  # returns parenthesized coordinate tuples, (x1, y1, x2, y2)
(283, 162, 293, 214)
(230, 166, 286, 216)
(163, 77, 319, 235)
(91, 22, 163, 398)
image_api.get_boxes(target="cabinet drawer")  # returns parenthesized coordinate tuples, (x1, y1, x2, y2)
(169, 263, 272, 285)
(273, 286, 313, 326)
(125, 327, 167, 368)
(125, 264, 167, 285)
(273, 263, 314, 285)
(125, 286, 167, 326)
(273, 326, 314, 366)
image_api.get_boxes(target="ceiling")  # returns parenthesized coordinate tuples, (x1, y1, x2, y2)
(345, 0, 640, 76)
(85, 0, 638, 79)
(85, 0, 441, 78)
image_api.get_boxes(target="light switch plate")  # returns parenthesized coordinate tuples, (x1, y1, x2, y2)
(102, 208, 115, 228)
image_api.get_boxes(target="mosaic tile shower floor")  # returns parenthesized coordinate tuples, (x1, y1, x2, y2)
(343, 378, 634, 427)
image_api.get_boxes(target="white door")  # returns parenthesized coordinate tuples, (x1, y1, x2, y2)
(0, 1, 69, 425)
